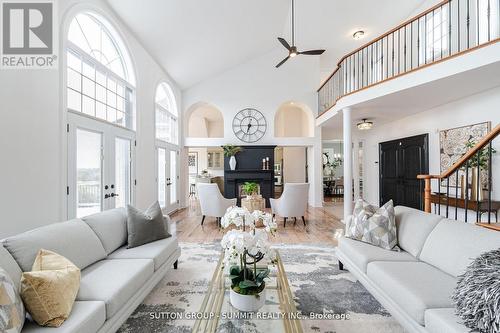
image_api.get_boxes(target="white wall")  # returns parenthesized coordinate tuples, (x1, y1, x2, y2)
(182, 48, 323, 207)
(0, 0, 182, 238)
(275, 105, 312, 137)
(283, 147, 307, 183)
(187, 104, 224, 138)
(358, 87, 500, 208)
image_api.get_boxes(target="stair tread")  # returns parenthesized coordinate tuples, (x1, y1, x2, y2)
(476, 223, 500, 231)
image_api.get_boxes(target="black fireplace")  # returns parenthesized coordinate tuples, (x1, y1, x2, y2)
(224, 146, 275, 207)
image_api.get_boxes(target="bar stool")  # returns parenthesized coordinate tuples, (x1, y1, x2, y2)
(189, 183, 196, 197)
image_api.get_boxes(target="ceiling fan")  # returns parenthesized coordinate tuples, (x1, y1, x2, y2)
(276, 0, 325, 68)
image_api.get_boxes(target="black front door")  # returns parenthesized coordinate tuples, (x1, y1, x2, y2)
(379, 134, 429, 209)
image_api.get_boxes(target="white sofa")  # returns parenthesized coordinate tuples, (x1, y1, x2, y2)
(0, 208, 181, 333)
(336, 206, 500, 333)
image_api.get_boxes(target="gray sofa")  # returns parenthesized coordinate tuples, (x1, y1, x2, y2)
(336, 206, 500, 333)
(0, 208, 181, 333)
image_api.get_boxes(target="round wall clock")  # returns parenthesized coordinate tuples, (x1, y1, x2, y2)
(232, 108, 267, 143)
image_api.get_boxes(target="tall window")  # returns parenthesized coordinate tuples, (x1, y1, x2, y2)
(155, 82, 178, 211)
(67, 12, 135, 129)
(66, 12, 135, 218)
(155, 82, 178, 144)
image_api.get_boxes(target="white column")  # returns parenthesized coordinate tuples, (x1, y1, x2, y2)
(353, 138, 360, 201)
(343, 107, 353, 222)
(308, 125, 324, 207)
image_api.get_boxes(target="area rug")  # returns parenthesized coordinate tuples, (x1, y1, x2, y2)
(118, 243, 405, 333)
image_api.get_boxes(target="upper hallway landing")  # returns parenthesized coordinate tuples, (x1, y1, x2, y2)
(316, 0, 500, 126)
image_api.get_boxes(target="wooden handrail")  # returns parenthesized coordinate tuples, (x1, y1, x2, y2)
(418, 123, 499, 213)
(318, 0, 451, 91)
(441, 123, 500, 177)
(418, 123, 500, 181)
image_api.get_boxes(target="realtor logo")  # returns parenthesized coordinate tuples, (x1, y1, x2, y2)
(1, 1, 58, 69)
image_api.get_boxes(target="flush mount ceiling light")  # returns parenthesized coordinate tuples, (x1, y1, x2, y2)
(353, 30, 365, 40)
(357, 119, 373, 130)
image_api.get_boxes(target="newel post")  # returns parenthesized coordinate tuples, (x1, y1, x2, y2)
(417, 175, 432, 213)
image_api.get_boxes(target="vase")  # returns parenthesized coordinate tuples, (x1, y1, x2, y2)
(460, 175, 466, 199)
(229, 156, 237, 170)
(470, 167, 483, 201)
(230, 287, 266, 312)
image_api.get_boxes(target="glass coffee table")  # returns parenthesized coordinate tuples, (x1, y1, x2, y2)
(193, 251, 304, 333)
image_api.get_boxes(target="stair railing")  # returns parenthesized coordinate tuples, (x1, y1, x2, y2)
(417, 123, 499, 230)
(317, 0, 500, 117)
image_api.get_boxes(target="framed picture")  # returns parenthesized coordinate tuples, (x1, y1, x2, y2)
(188, 152, 198, 175)
(439, 121, 490, 186)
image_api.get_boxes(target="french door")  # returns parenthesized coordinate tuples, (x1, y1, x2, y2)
(67, 112, 135, 218)
(157, 146, 179, 213)
(379, 134, 428, 210)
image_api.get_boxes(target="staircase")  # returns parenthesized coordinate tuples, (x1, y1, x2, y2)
(418, 123, 500, 230)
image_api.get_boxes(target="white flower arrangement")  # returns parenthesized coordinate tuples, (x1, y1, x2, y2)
(251, 210, 277, 235)
(220, 206, 278, 293)
(220, 206, 255, 230)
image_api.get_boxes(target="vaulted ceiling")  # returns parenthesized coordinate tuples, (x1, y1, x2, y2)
(107, 0, 435, 90)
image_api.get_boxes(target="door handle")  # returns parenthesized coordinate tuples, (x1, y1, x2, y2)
(104, 194, 110, 199)
(110, 193, 119, 197)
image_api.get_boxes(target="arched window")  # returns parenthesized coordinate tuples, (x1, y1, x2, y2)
(155, 82, 178, 144)
(67, 12, 135, 129)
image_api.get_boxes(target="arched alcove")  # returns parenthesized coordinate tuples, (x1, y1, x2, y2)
(187, 102, 224, 138)
(274, 102, 314, 137)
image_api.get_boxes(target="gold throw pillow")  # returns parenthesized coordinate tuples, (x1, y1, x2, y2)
(20, 249, 80, 327)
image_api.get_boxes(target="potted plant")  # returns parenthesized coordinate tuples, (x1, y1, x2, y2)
(220, 207, 277, 312)
(463, 139, 496, 200)
(222, 145, 242, 170)
(242, 182, 259, 199)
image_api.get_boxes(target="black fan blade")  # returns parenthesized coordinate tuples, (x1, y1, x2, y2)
(300, 49, 325, 55)
(277, 37, 292, 51)
(275, 56, 290, 68)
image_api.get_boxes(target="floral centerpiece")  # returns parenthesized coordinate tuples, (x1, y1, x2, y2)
(220, 207, 277, 311)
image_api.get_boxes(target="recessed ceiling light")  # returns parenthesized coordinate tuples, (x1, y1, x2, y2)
(353, 30, 365, 40)
(357, 119, 373, 130)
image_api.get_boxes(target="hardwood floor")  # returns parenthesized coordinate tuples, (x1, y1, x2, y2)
(170, 198, 345, 246)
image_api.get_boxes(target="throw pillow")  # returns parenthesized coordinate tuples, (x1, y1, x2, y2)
(127, 201, 171, 248)
(0, 268, 24, 332)
(452, 248, 500, 333)
(345, 199, 378, 239)
(20, 249, 80, 327)
(345, 199, 398, 250)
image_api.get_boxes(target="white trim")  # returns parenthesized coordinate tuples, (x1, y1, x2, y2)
(67, 109, 136, 133)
